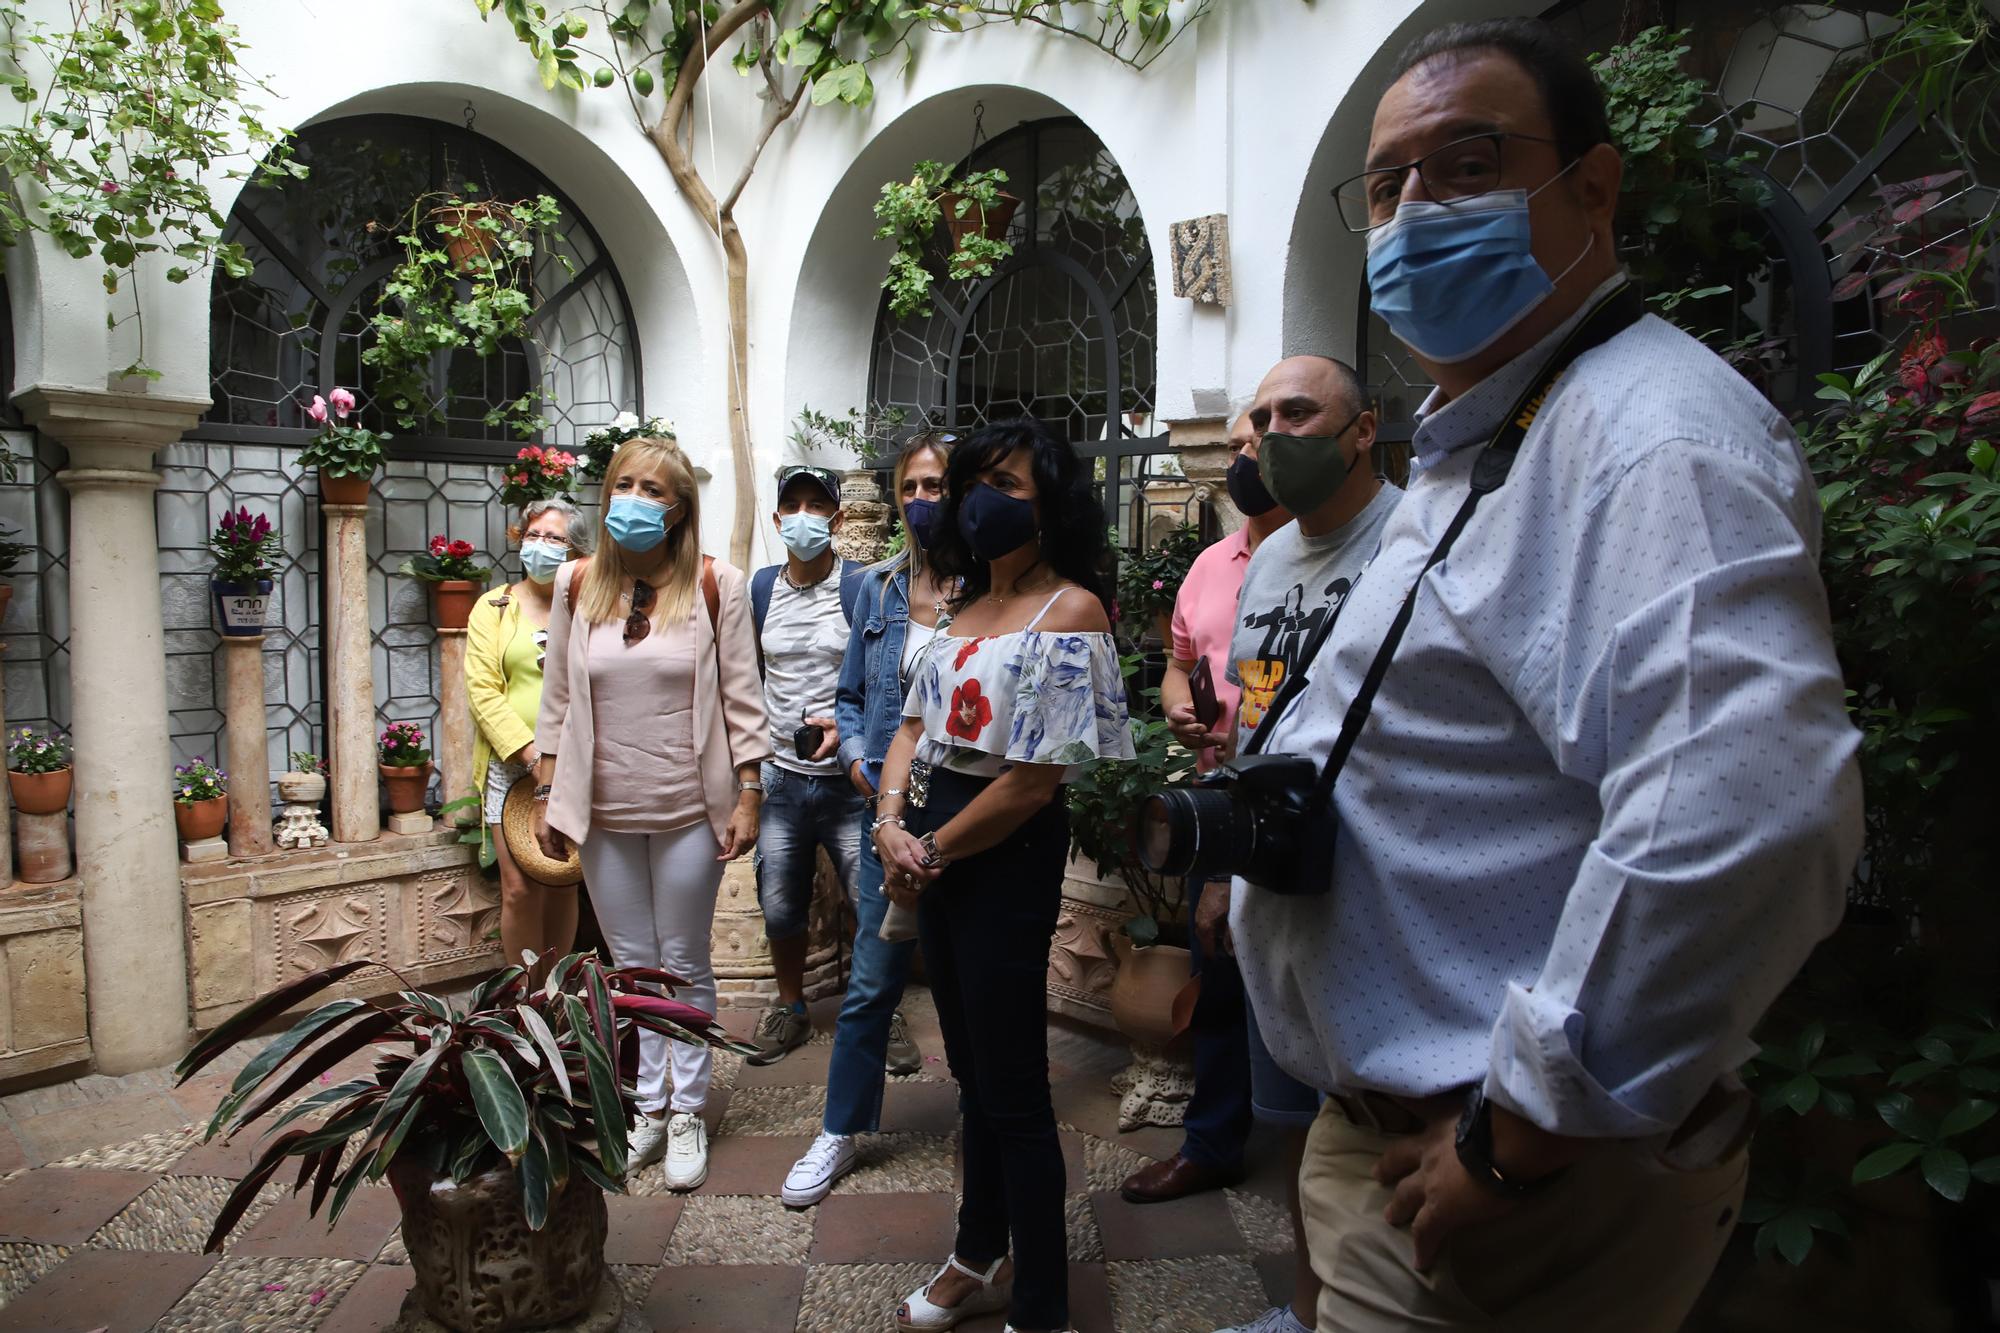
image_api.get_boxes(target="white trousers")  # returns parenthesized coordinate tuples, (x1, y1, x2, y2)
(578, 823, 724, 1113)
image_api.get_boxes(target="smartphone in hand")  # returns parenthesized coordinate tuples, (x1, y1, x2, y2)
(1189, 657, 1221, 729)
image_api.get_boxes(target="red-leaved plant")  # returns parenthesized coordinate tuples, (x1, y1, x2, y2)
(172, 954, 749, 1251)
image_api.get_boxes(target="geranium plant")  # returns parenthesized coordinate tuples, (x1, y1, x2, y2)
(580, 411, 672, 481)
(295, 387, 388, 479)
(173, 756, 226, 805)
(207, 506, 280, 585)
(1114, 524, 1204, 641)
(6, 727, 69, 774)
(378, 721, 430, 768)
(288, 750, 328, 775)
(497, 445, 580, 510)
(172, 953, 751, 1247)
(399, 536, 490, 585)
(875, 160, 1016, 320)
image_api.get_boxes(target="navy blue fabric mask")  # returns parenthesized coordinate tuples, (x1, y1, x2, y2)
(1225, 450, 1280, 517)
(956, 483, 1038, 561)
(902, 497, 942, 549)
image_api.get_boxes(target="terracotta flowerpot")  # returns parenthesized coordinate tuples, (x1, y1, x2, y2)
(0, 582, 13, 627)
(388, 1157, 613, 1332)
(276, 771, 327, 805)
(435, 201, 515, 275)
(318, 471, 371, 506)
(432, 580, 482, 630)
(940, 188, 1021, 247)
(381, 762, 433, 815)
(174, 794, 227, 842)
(8, 766, 71, 816)
(1109, 934, 1191, 1048)
(211, 578, 273, 636)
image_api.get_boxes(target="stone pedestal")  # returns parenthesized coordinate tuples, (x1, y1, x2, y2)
(834, 469, 892, 564)
(221, 635, 273, 857)
(19, 384, 203, 1074)
(15, 812, 72, 884)
(274, 803, 330, 850)
(0, 642, 12, 891)
(1112, 1045, 1196, 1131)
(1048, 854, 1132, 1029)
(1167, 416, 1235, 536)
(710, 851, 848, 1013)
(435, 628, 475, 826)
(387, 812, 433, 836)
(181, 836, 228, 865)
(324, 503, 379, 843)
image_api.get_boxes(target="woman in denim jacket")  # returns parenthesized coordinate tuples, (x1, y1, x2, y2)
(782, 431, 953, 1207)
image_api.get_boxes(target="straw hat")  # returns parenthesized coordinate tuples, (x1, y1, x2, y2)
(500, 773, 583, 885)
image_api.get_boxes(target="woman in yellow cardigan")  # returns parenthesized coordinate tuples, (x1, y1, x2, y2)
(466, 495, 588, 966)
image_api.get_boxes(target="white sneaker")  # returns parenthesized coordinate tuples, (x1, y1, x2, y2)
(626, 1113, 671, 1172)
(662, 1109, 708, 1191)
(1215, 1306, 1312, 1333)
(782, 1131, 857, 1207)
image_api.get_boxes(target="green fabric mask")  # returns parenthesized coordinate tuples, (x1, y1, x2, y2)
(1257, 411, 1363, 515)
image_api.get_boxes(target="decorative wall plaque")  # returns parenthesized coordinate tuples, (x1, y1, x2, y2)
(1170, 213, 1231, 306)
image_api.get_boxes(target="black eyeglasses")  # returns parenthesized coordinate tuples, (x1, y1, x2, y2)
(1332, 132, 1563, 232)
(623, 579, 655, 647)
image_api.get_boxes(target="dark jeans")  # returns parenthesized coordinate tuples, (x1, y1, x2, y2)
(909, 776, 1069, 1331)
(1181, 877, 1253, 1170)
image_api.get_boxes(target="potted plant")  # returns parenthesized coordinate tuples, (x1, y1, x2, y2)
(6, 727, 72, 815)
(173, 953, 750, 1329)
(296, 387, 387, 506)
(1116, 524, 1204, 648)
(788, 403, 908, 457)
(172, 755, 229, 842)
(278, 750, 328, 805)
(431, 193, 526, 275)
(874, 160, 1017, 320)
(378, 721, 432, 815)
(399, 536, 492, 629)
(580, 411, 672, 482)
(206, 506, 281, 636)
(0, 523, 34, 626)
(497, 444, 581, 512)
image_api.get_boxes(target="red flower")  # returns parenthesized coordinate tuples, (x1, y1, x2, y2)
(946, 678, 993, 742)
(428, 535, 447, 556)
(1967, 390, 2000, 431)
(447, 539, 474, 559)
(953, 637, 984, 671)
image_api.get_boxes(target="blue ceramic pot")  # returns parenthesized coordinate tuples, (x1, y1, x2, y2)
(212, 578, 274, 636)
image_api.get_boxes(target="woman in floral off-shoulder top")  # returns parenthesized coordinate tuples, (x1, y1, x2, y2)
(869, 417, 1132, 1333)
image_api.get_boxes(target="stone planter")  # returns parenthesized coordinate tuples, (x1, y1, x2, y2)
(381, 763, 433, 815)
(431, 581, 482, 630)
(277, 770, 327, 805)
(174, 794, 228, 843)
(7, 766, 71, 816)
(211, 577, 273, 636)
(387, 1158, 616, 1332)
(318, 471, 371, 506)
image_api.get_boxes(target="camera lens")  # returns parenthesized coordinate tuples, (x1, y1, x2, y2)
(1139, 786, 1254, 878)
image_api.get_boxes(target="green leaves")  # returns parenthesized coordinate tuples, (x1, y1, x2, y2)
(463, 1048, 532, 1163)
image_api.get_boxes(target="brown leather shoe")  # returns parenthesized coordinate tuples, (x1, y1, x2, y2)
(1118, 1152, 1244, 1204)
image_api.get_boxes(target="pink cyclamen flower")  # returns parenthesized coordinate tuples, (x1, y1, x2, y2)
(1151, 579, 1164, 590)
(99, 180, 117, 194)
(327, 387, 356, 417)
(305, 395, 328, 425)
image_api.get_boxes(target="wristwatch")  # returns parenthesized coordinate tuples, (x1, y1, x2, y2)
(917, 830, 947, 868)
(1455, 1086, 1559, 1199)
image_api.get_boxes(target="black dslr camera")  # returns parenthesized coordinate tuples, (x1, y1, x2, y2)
(1137, 753, 1331, 894)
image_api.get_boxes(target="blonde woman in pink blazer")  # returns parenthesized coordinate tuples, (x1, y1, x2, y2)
(533, 435, 771, 1191)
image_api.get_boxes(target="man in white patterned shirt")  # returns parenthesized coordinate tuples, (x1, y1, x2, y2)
(1231, 18, 1863, 1330)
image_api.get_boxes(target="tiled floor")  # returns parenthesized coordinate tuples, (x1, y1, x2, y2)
(0, 989, 1298, 1331)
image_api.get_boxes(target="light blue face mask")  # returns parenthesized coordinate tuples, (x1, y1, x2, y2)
(519, 539, 566, 584)
(604, 494, 675, 553)
(1364, 168, 1593, 364)
(777, 511, 833, 560)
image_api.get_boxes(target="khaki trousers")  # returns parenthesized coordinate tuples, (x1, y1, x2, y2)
(1299, 1100, 1745, 1332)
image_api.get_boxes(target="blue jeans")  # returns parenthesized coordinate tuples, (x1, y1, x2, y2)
(754, 761, 865, 940)
(823, 835, 919, 1135)
(1181, 878, 1253, 1169)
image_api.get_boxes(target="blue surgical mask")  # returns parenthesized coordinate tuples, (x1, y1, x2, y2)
(901, 497, 941, 549)
(778, 511, 833, 560)
(519, 540, 566, 584)
(604, 494, 675, 553)
(1364, 169, 1593, 364)
(956, 483, 1038, 561)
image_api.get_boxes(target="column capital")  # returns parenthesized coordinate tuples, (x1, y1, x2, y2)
(434, 626, 468, 638)
(218, 633, 268, 648)
(321, 504, 369, 518)
(15, 384, 212, 473)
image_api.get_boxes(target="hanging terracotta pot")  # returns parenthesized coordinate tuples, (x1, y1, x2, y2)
(174, 795, 228, 843)
(939, 188, 1020, 247)
(432, 581, 482, 629)
(318, 472, 371, 506)
(211, 578, 274, 636)
(1109, 934, 1191, 1049)
(434, 201, 513, 274)
(7, 766, 71, 816)
(381, 762, 433, 815)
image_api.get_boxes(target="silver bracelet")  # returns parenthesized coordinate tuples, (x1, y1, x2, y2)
(878, 786, 906, 800)
(871, 815, 906, 834)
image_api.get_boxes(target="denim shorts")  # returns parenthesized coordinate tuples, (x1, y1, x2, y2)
(1248, 997, 1323, 1128)
(753, 760, 866, 940)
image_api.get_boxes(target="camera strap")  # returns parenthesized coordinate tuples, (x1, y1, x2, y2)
(1252, 282, 1644, 795)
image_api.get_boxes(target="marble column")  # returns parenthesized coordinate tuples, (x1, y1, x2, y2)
(17, 385, 206, 1075)
(435, 627, 473, 827)
(0, 642, 12, 891)
(324, 503, 379, 843)
(221, 635, 273, 857)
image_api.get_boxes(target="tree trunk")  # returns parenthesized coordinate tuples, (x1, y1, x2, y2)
(721, 211, 754, 569)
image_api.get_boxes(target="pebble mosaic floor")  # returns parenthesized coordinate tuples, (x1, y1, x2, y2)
(0, 989, 1300, 1331)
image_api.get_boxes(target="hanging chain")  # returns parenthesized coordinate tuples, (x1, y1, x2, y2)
(968, 99, 988, 159)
